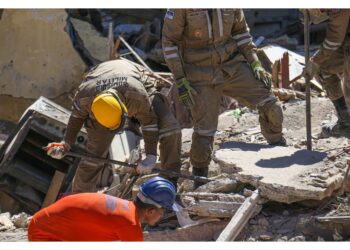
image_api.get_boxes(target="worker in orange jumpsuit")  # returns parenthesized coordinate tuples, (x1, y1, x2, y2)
(27, 177, 178, 241)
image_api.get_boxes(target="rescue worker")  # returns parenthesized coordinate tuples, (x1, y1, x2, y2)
(162, 9, 285, 187)
(46, 59, 181, 192)
(301, 9, 350, 137)
(28, 177, 178, 241)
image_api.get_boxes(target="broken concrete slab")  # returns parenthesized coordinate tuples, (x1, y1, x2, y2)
(144, 220, 227, 241)
(0, 10, 86, 99)
(0, 10, 87, 121)
(183, 200, 242, 218)
(70, 17, 109, 62)
(214, 141, 346, 203)
(181, 192, 245, 217)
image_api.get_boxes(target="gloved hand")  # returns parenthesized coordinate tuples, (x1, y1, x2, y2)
(303, 58, 320, 80)
(136, 154, 157, 175)
(45, 141, 71, 159)
(177, 78, 195, 107)
(251, 60, 272, 89)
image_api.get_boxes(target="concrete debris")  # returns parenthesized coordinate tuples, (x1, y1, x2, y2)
(144, 220, 227, 241)
(70, 17, 109, 62)
(181, 192, 245, 218)
(0, 9, 86, 121)
(0, 212, 14, 231)
(194, 176, 238, 193)
(214, 141, 346, 203)
(11, 213, 31, 228)
(181, 192, 246, 203)
(265, 35, 298, 50)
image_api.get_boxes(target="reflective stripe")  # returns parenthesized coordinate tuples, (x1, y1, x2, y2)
(159, 130, 181, 140)
(237, 37, 252, 46)
(323, 41, 338, 50)
(205, 11, 213, 39)
(164, 46, 178, 52)
(195, 128, 217, 137)
(159, 127, 179, 134)
(165, 53, 178, 59)
(217, 9, 223, 37)
(73, 101, 81, 111)
(320, 73, 333, 78)
(142, 124, 159, 132)
(324, 39, 342, 46)
(232, 31, 250, 40)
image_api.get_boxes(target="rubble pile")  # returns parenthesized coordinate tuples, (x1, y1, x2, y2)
(0, 212, 30, 242)
(1, 9, 350, 242)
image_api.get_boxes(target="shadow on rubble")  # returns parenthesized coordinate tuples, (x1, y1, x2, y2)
(219, 141, 271, 151)
(219, 141, 327, 168)
(256, 149, 327, 169)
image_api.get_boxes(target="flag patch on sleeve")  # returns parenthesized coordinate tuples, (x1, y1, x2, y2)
(165, 9, 174, 20)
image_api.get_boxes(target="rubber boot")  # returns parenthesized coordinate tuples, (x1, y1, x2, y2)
(322, 96, 350, 138)
(192, 167, 208, 190)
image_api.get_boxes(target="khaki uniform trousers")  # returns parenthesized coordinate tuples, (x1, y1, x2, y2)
(317, 45, 348, 101)
(189, 62, 283, 168)
(151, 93, 182, 175)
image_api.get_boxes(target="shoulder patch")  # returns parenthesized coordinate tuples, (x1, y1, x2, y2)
(165, 9, 174, 20)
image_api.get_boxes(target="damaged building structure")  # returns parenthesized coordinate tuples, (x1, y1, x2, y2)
(0, 9, 350, 241)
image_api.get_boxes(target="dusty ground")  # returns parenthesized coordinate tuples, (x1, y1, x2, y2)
(0, 97, 349, 242)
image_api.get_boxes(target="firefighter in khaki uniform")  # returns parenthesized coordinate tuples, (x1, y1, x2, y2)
(302, 9, 350, 137)
(162, 9, 285, 187)
(45, 59, 182, 192)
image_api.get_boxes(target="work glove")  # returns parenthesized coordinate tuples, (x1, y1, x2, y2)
(303, 58, 320, 80)
(251, 60, 272, 89)
(45, 141, 71, 160)
(177, 78, 195, 107)
(136, 154, 157, 175)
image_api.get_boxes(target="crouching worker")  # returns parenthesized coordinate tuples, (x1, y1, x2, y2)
(28, 177, 178, 241)
(45, 59, 182, 192)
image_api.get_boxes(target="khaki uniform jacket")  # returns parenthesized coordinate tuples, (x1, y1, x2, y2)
(162, 9, 259, 85)
(313, 9, 350, 65)
(64, 59, 159, 156)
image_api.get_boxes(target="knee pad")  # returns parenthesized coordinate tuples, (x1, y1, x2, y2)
(259, 100, 283, 129)
(316, 73, 343, 100)
(190, 133, 213, 166)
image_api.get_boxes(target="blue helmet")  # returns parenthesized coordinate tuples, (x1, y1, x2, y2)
(138, 177, 178, 212)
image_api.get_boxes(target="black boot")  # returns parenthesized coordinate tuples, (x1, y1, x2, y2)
(192, 167, 208, 190)
(322, 97, 350, 138)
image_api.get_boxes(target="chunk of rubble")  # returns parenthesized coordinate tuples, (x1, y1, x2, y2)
(194, 175, 238, 193)
(144, 220, 227, 241)
(70, 17, 109, 62)
(0, 212, 14, 231)
(214, 141, 345, 203)
(181, 192, 245, 218)
(11, 212, 30, 228)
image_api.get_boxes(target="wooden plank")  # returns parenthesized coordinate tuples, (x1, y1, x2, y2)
(216, 189, 261, 241)
(118, 36, 173, 87)
(108, 22, 114, 59)
(42, 170, 65, 208)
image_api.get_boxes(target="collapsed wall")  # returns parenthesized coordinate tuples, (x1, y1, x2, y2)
(0, 9, 87, 121)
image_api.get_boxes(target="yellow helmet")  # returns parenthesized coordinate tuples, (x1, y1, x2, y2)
(91, 90, 128, 130)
